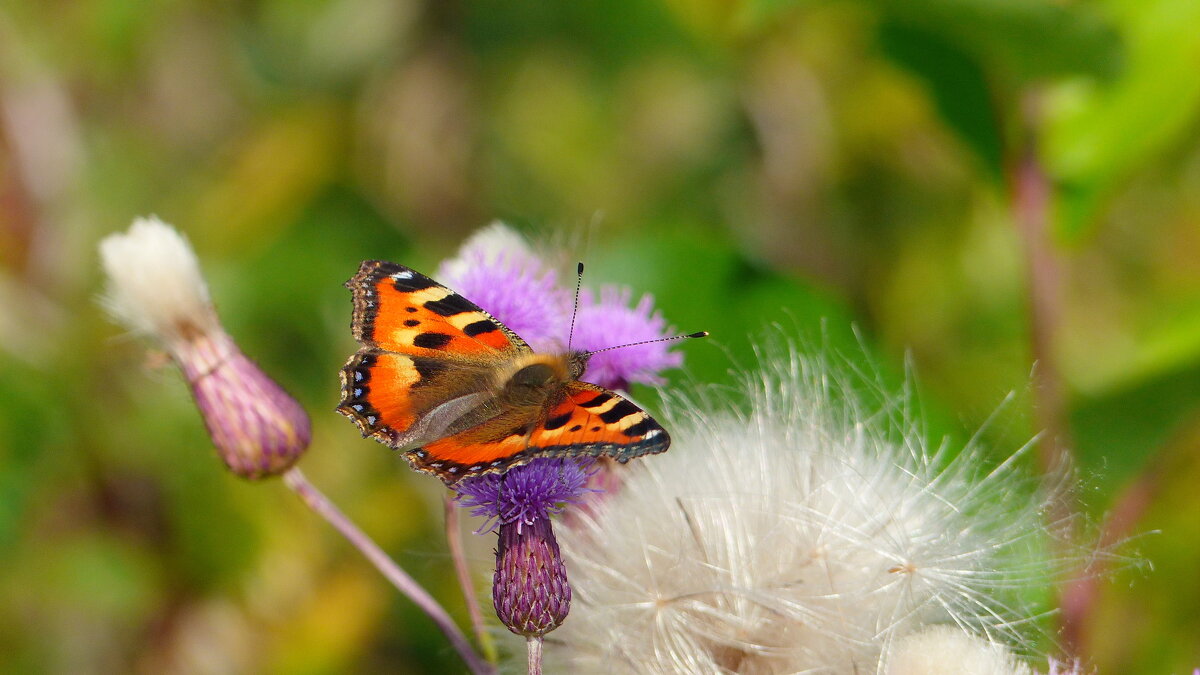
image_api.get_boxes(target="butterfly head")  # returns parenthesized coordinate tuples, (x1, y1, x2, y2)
(567, 350, 590, 380)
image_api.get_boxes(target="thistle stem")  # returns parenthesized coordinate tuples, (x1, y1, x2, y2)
(1013, 92, 1081, 658)
(527, 636, 543, 675)
(1014, 140, 1072, 477)
(282, 467, 494, 675)
(444, 494, 497, 662)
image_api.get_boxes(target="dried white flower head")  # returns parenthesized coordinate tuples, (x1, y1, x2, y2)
(554, 343, 1078, 673)
(99, 216, 309, 479)
(99, 215, 218, 348)
(886, 625, 1031, 675)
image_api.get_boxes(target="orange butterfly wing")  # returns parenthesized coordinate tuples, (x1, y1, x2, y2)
(414, 381, 669, 481)
(346, 260, 527, 356)
(338, 261, 525, 447)
(338, 260, 672, 484)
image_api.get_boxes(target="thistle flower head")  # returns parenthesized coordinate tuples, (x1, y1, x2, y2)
(454, 458, 595, 533)
(552, 343, 1082, 673)
(100, 217, 310, 479)
(886, 625, 1032, 675)
(492, 515, 572, 638)
(572, 286, 683, 390)
(436, 222, 570, 349)
(433, 222, 693, 644)
(171, 333, 311, 479)
(455, 460, 591, 640)
(99, 216, 218, 349)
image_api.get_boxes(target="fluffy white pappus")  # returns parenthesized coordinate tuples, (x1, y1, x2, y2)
(885, 626, 1030, 675)
(99, 216, 218, 347)
(553, 343, 1080, 674)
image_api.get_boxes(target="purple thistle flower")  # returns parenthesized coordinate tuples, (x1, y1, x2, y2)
(455, 458, 595, 533)
(437, 223, 570, 349)
(456, 459, 592, 639)
(571, 286, 684, 390)
(434, 222, 694, 648)
(493, 515, 571, 638)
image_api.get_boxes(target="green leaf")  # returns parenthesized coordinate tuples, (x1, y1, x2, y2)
(878, 20, 1005, 180)
(1071, 357, 1200, 498)
(876, 0, 1123, 82)
(1045, 0, 1200, 240)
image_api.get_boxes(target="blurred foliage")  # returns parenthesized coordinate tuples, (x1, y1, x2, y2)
(1, 0, 1199, 672)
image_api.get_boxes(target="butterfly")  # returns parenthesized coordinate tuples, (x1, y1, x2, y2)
(337, 260, 682, 484)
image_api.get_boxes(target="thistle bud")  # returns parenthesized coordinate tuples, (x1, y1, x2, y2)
(99, 216, 310, 479)
(492, 516, 571, 637)
(172, 331, 310, 479)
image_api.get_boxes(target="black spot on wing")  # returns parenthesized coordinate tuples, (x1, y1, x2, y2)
(337, 350, 386, 437)
(544, 412, 572, 430)
(622, 419, 652, 437)
(424, 294, 476, 317)
(579, 392, 614, 409)
(504, 423, 532, 439)
(411, 356, 447, 384)
(413, 332, 453, 349)
(352, 352, 376, 382)
(463, 319, 499, 337)
(390, 271, 438, 292)
(599, 399, 640, 424)
(404, 319, 420, 327)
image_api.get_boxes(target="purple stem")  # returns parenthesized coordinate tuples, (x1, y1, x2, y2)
(1013, 93, 1081, 657)
(282, 467, 494, 675)
(1014, 137, 1072, 477)
(527, 636, 543, 675)
(444, 494, 497, 662)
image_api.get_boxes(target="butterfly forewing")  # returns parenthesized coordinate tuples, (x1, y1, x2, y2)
(345, 260, 528, 356)
(339, 261, 528, 446)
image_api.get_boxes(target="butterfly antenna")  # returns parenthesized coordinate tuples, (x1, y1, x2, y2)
(582, 331, 709, 357)
(567, 262, 584, 351)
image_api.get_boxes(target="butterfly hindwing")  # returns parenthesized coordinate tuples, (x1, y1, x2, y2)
(408, 407, 543, 480)
(346, 260, 528, 357)
(338, 346, 508, 448)
(407, 381, 669, 481)
(529, 381, 670, 462)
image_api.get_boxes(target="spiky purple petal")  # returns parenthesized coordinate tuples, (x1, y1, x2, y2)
(571, 286, 683, 390)
(437, 225, 569, 349)
(455, 458, 595, 533)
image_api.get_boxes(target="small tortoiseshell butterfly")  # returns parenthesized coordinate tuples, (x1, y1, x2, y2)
(337, 260, 698, 483)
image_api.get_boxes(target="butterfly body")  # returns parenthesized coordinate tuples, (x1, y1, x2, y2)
(338, 260, 669, 483)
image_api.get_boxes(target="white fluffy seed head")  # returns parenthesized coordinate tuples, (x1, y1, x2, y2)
(553, 342, 1081, 673)
(885, 626, 1031, 675)
(99, 216, 218, 348)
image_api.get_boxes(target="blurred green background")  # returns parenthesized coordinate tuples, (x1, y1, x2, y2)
(2, 0, 1199, 672)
